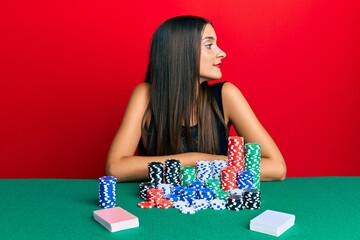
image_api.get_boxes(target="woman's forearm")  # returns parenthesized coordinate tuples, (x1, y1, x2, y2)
(106, 152, 227, 182)
(260, 157, 287, 181)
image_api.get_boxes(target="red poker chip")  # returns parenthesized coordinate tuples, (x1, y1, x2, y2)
(156, 199, 173, 209)
(138, 201, 156, 209)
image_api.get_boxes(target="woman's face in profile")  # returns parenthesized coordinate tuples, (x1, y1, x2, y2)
(199, 24, 227, 83)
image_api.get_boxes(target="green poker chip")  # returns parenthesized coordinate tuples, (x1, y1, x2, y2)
(245, 143, 261, 190)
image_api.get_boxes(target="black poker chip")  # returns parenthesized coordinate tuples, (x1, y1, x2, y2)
(148, 162, 164, 187)
(164, 159, 181, 186)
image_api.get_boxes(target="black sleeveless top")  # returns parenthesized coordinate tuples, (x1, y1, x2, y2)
(138, 82, 228, 156)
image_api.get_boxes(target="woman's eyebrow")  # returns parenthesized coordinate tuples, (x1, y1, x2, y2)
(202, 36, 216, 41)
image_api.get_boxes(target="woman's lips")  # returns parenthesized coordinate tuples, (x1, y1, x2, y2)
(214, 63, 222, 68)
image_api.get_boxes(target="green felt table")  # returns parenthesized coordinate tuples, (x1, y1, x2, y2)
(0, 177, 359, 240)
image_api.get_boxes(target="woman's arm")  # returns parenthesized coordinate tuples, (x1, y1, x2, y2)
(106, 83, 227, 182)
(222, 82, 287, 181)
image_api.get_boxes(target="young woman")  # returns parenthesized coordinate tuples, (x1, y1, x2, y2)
(106, 16, 286, 182)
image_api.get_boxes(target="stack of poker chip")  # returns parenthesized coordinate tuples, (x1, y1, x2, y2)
(173, 200, 190, 210)
(192, 199, 210, 210)
(173, 186, 186, 196)
(181, 166, 196, 186)
(210, 199, 227, 210)
(237, 171, 254, 189)
(188, 180, 204, 189)
(214, 189, 230, 200)
(179, 206, 197, 214)
(157, 183, 173, 197)
(164, 159, 181, 186)
(228, 136, 245, 172)
(98, 176, 117, 209)
(230, 188, 244, 196)
(138, 182, 155, 200)
(226, 195, 245, 211)
(137, 156, 263, 213)
(245, 143, 261, 190)
(221, 166, 237, 191)
(196, 188, 214, 200)
(211, 160, 228, 180)
(138, 188, 173, 209)
(148, 162, 164, 187)
(195, 160, 212, 182)
(205, 179, 221, 192)
(165, 193, 179, 202)
(147, 188, 164, 202)
(155, 199, 173, 209)
(179, 187, 197, 204)
(244, 189, 261, 210)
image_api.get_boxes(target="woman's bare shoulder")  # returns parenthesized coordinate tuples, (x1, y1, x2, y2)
(127, 82, 150, 106)
(133, 82, 150, 96)
(222, 81, 242, 96)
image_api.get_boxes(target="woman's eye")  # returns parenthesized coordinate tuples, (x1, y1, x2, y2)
(205, 44, 213, 49)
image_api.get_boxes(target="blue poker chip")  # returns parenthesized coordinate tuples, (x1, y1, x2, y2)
(98, 175, 117, 208)
(179, 188, 197, 204)
(188, 181, 204, 189)
(197, 188, 214, 200)
(165, 194, 179, 202)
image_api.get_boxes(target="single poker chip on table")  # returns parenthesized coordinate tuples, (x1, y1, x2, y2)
(138, 201, 156, 209)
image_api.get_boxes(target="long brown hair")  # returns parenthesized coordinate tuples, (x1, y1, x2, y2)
(141, 16, 228, 156)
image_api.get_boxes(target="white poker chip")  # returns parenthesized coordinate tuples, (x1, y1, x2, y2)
(157, 183, 173, 196)
(180, 206, 197, 214)
(192, 199, 209, 210)
(173, 200, 190, 210)
(230, 188, 244, 196)
(210, 199, 226, 210)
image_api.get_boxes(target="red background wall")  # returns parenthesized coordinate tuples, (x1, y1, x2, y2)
(1, 0, 359, 179)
